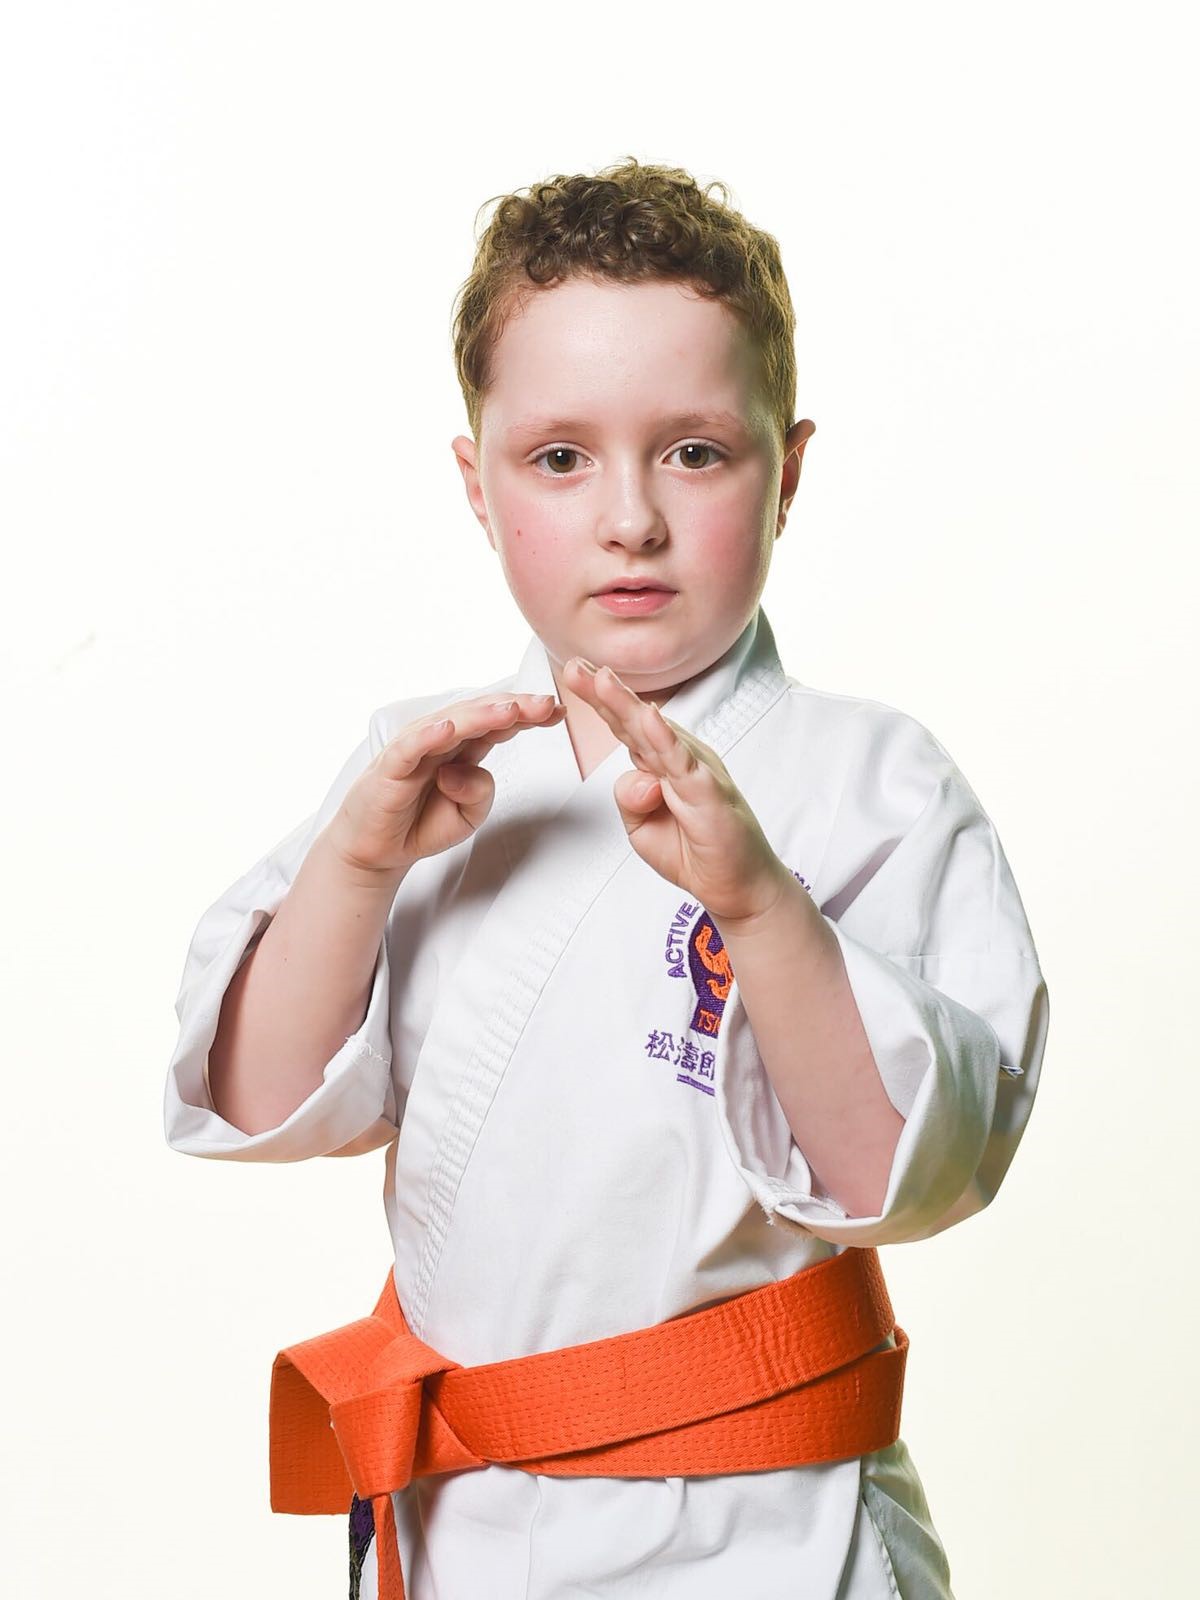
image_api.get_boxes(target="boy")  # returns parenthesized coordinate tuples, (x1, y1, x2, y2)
(165, 157, 1048, 1599)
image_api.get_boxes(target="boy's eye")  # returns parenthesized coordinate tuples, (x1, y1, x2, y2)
(535, 447, 583, 476)
(531, 442, 726, 476)
(673, 443, 723, 470)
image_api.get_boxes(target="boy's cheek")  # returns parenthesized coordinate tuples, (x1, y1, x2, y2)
(497, 512, 584, 573)
(690, 510, 767, 571)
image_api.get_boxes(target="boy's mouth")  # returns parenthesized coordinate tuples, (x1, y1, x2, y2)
(591, 586, 678, 615)
(592, 578, 676, 594)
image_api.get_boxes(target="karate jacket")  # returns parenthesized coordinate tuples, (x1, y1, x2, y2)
(164, 604, 1049, 1599)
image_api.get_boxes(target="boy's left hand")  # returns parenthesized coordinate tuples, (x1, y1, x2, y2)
(564, 657, 792, 927)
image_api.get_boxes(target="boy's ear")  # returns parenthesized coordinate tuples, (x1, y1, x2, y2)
(776, 419, 815, 536)
(451, 434, 496, 552)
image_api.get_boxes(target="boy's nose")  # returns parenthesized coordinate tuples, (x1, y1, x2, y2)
(596, 501, 669, 550)
(599, 532, 669, 562)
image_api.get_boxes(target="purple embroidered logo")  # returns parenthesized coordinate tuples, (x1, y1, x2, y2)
(649, 866, 814, 1097)
(683, 907, 733, 1039)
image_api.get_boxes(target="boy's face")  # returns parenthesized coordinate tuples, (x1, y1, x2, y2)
(452, 275, 813, 704)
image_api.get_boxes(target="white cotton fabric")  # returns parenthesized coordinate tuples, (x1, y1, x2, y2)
(164, 605, 1048, 1598)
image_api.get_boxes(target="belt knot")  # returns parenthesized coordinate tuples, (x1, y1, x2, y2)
(328, 1343, 487, 1499)
(269, 1279, 486, 1514)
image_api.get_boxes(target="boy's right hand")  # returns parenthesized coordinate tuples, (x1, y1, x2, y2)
(324, 693, 568, 877)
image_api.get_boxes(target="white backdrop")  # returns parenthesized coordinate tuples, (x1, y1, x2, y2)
(2, 3, 1195, 1595)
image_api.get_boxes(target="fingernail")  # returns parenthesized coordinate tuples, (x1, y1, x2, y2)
(534, 693, 555, 704)
(575, 657, 597, 675)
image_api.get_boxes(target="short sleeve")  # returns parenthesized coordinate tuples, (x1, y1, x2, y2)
(714, 714, 1049, 1247)
(162, 715, 400, 1163)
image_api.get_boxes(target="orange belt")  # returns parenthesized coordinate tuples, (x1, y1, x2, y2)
(269, 1245, 907, 1600)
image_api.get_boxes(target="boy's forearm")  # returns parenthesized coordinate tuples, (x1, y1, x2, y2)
(206, 830, 405, 1136)
(711, 874, 904, 1219)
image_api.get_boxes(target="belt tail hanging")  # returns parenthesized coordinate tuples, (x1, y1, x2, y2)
(372, 1490, 404, 1600)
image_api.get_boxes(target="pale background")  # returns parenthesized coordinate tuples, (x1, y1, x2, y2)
(2, 2, 1194, 1595)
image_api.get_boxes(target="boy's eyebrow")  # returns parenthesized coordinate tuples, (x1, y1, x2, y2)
(503, 409, 754, 442)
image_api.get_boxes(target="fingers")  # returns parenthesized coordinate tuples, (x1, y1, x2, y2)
(618, 767, 664, 812)
(451, 695, 568, 767)
(563, 659, 681, 776)
(380, 693, 564, 780)
(435, 759, 496, 828)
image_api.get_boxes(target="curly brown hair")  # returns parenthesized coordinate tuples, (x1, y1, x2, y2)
(450, 155, 797, 455)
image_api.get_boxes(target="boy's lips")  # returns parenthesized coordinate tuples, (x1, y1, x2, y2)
(591, 579, 676, 594)
(591, 588, 677, 615)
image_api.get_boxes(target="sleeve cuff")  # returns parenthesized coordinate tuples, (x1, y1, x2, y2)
(162, 912, 396, 1163)
(714, 918, 1022, 1247)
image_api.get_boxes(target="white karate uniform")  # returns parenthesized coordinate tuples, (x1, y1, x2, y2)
(164, 605, 1048, 1599)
